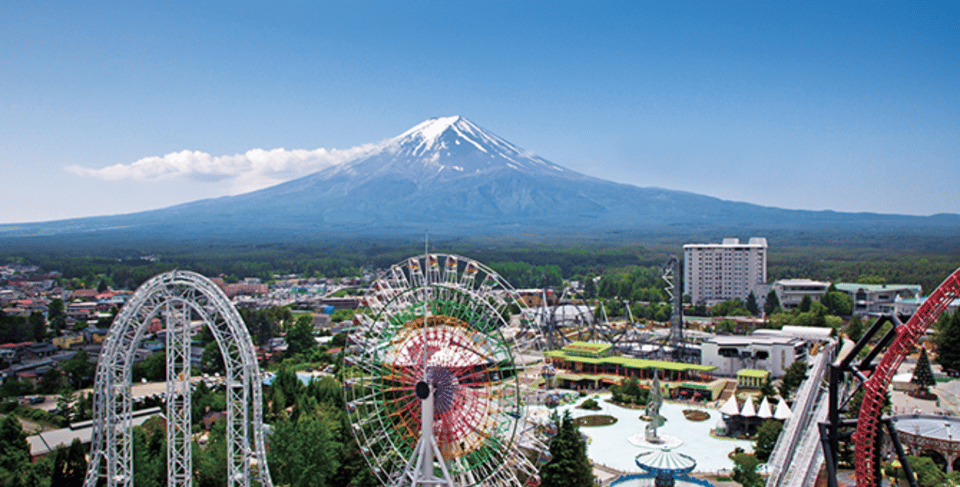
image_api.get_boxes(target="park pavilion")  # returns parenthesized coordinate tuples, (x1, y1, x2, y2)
(544, 342, 723, 400)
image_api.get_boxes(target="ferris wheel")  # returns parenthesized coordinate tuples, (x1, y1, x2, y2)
(343, 254, 548, 487)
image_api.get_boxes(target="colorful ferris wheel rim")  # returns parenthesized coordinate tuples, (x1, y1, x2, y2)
(343, 254, 545, 487)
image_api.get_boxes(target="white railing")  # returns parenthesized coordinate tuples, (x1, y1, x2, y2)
(766, 340, 836, 487)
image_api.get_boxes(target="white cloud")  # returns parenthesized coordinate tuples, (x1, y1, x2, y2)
(66, 144, 379, 195)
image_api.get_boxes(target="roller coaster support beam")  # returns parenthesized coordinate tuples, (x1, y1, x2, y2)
(853, 268, 960, 487)
(820, 313, 919, 487)
(883, 418, 919, 487)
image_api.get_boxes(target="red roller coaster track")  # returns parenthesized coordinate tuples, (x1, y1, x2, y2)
(854, 268, 960, 487)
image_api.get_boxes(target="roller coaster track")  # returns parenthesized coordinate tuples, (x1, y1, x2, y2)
(766, 341, 836, 487)
(854, 268, 960, 487)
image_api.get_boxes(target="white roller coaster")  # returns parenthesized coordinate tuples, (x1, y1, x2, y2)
(84, 270, 272, 487)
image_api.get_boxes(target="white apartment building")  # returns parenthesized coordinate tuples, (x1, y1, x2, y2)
(684, 237, 767, 306)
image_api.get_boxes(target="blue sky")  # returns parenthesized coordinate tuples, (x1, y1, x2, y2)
(2, 1, 958, 223)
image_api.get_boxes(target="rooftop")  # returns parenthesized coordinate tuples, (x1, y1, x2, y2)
(893, 414, 960, 443)
(737, 369, 771, 378)
(546, 349, 718, 372)
(834, 283, 922, 293)
(27, 407, 161, 457)
(705, 335, 804, 346)
(775, 279, 830, 287)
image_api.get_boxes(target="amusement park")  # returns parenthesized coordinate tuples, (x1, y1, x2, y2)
(4, 2, 960, 485)
(3, 249, 960, 487)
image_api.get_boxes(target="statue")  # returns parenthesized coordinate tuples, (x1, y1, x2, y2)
(645, 369, 666, 442)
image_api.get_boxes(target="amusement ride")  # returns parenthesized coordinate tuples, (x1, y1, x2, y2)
(343, 254, 549, 487)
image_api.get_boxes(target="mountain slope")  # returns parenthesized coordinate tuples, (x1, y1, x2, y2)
(3, 116, 960, 243)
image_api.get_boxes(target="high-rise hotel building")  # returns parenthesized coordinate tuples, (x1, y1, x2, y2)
(684, 237, 768, 306)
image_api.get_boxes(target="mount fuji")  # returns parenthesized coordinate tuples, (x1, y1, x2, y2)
(3, 116, 960, 244)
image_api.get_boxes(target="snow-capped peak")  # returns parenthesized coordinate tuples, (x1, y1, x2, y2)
(394, 115, 463, 144)
(316, 115, 580, 184)
(383, 116, 550, 165)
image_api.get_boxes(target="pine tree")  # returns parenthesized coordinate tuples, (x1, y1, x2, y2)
(0, 415, 42, 487)
(846, 315, 865, 343)
(912, 348, 936, 394)
(51, 439, 86, 487)
(541, 411, 594, 487)
(754, 420, 783, 462)
(778, 359, 808, 399)
(763, 290, 781, 316)
(934, 309, 960, 373)
(583, 277, 596, 299)
(745, 292, 760, 316)
(732, 453, 764, 487)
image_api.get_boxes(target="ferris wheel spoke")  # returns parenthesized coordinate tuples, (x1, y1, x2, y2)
(345, 254, 550, 487)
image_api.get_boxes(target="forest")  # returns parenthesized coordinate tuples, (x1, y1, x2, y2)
(4, 239, 958, 294)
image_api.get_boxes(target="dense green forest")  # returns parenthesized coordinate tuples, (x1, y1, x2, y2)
(3, 239, 959, 294)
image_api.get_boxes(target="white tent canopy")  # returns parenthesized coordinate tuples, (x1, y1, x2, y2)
(740, 397, 757, 418)
(720, 395, 740, 416)
(774, 397, 793, 420)
(757, 397, 773, 419)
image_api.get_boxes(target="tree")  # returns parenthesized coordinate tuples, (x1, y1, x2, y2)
(760, 377, 776, 400)
(712, 298, 750, 317)
(911, 348, 936, 394)
(272, 363, 304, 411)
(0, 415, 42, 487)
(286, 315, 317, 357)
(540, 410, 594, 487)
(846, 315, 865, 343)
(97, 278, 109, 294)
(200, 342, 225, 375)
(610, 376, 648, 405)
(194, 420, 228, 487)
(846, 387, 891, 420)
(48, 298, 66, 336)
(745, 292, 760, 316)
(48, 298, 65, 322)
(60, 349, 95, 389)
(583, 277, 596, 299)
(51, 438, 86, 487)
(885, 455, 947, 487)
(754, 420, 783, 462)
(132, 422, 166, 487)
(821, 286, 853, 316)
(731, 453, 763, 487)
(56, 391, 77, 421)
(798, 295, 813, 313)
(133, 351, 166, 382)
(0, 377, 33, 398)
(37, 368, 66, 394)
(239, 307, 291, 345)
(778, 359, 808, 399)
(267, 399, 341, 487)
(763, 290, 781, 316)
(935, 309, 960, 373)
(28, 312, 46, 341)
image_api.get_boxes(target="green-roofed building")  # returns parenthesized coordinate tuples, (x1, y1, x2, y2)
(834, 282, 922, 316)
(560, 341, 613, 358)
(545, 341, 722, 399)
(736, 369, 770, 389)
